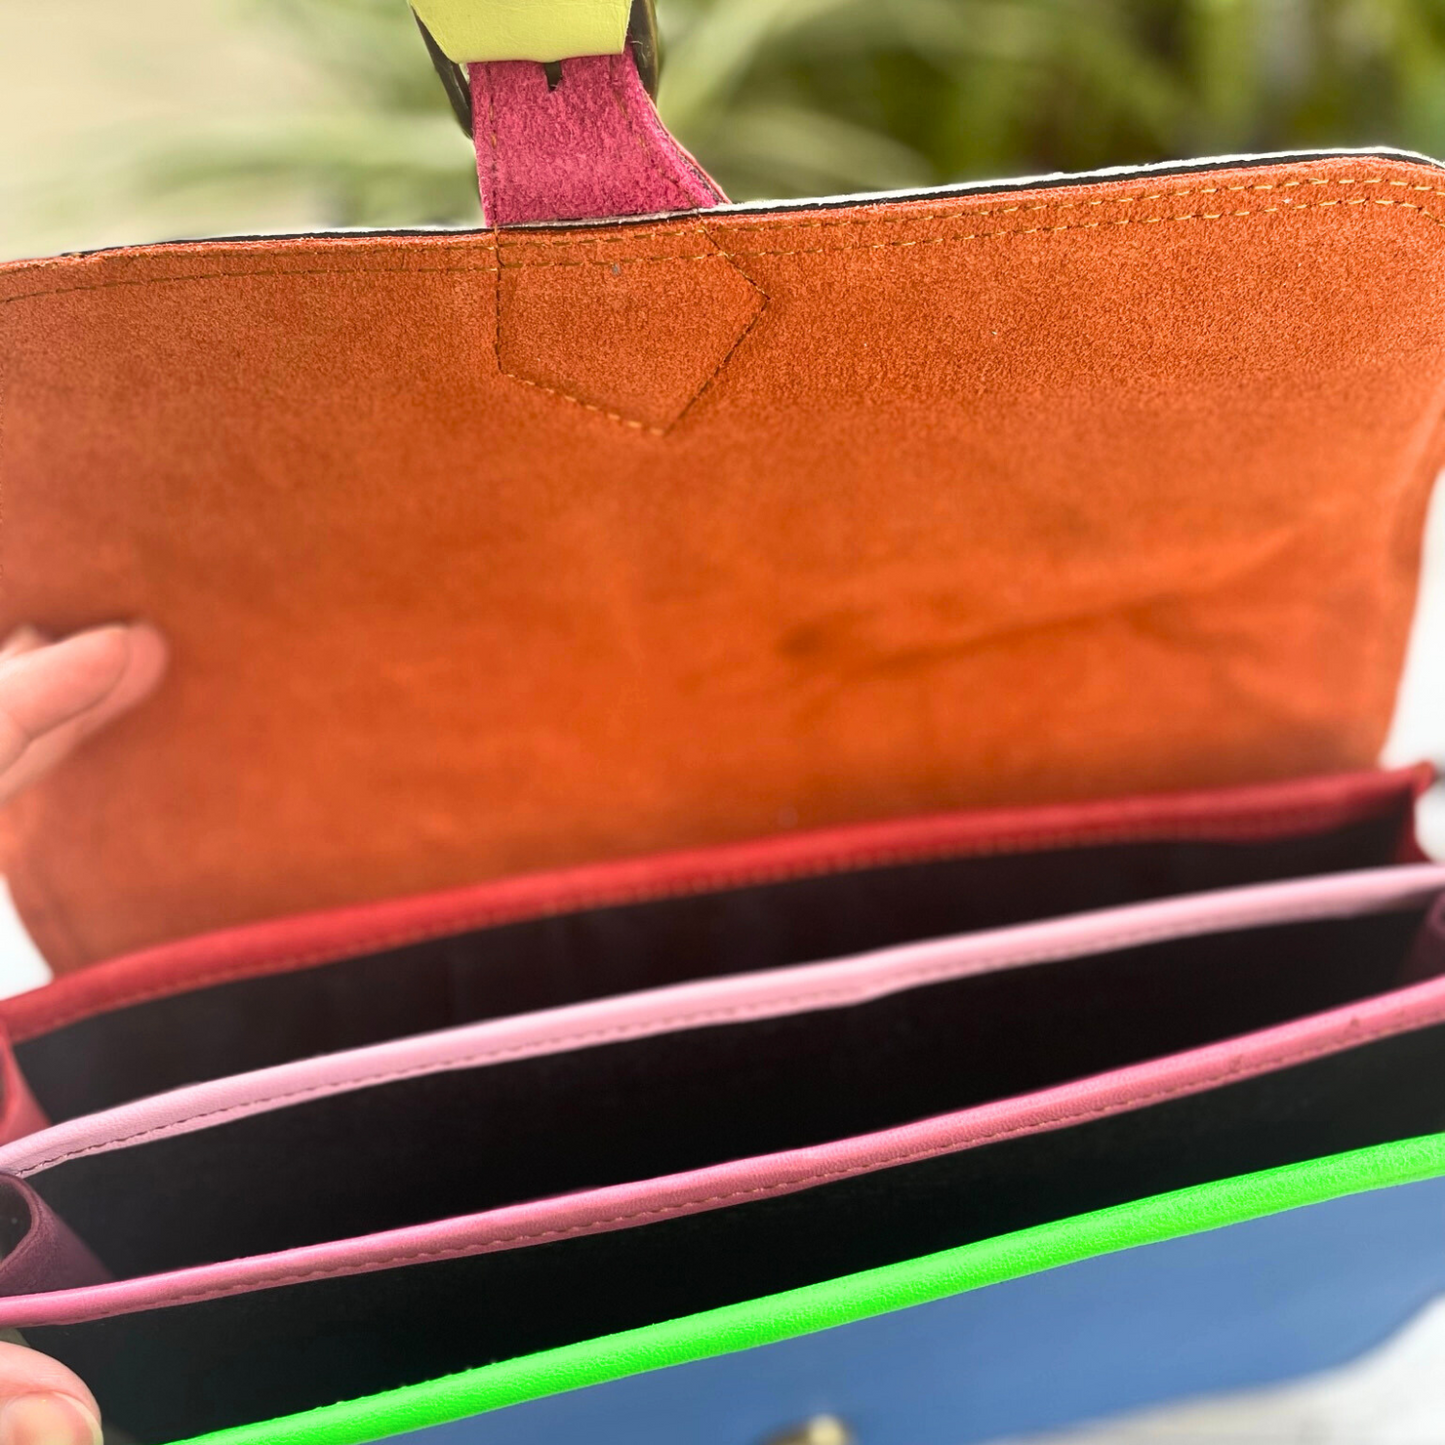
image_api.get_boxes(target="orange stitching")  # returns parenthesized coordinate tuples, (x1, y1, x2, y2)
(491, 189, 1445, 269)
(4, 793, 1413, 1040)
(0, 263, 496, 309)
(497, 173, 1445, 251)
(31, 995, 1445, 1321)
(0, 192, 1438, 302)
(494, 229, 764, 434)
(496, 370, 665, 435)
(609, 52, 697, 213)
(19, 885, 1442, 1172)
(499, 174, 1445, 251)
(724, 196, 1445, 261)
(3, 177, 1440, 305)
(497, 249, 716, 270)
(483, 65, 500, 224)
(659, 245, 769, 429)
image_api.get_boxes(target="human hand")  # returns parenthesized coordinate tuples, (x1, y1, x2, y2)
(0, 624, 167, 806)
(0, 621, 166, 1444)
(0, 1344, 101, 1445)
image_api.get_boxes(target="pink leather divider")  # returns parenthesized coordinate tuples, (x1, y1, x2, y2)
(470, 53, 725, 227)
(2, 765, 1426, 1054)
(1, 863, 1441, 1183)
(0, 867, 1443, 1326)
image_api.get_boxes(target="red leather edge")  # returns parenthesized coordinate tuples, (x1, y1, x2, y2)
(0, 764, 1429, 1046)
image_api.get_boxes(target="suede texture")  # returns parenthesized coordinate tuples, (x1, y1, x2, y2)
(1, 154, 1443, 970)
(471, 56, 724, 226)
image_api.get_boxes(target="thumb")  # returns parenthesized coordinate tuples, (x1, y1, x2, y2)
(0, 624, 168, 806)
(0, 1344, 100, 1445)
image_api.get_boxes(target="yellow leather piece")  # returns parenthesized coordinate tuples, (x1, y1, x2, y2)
(411, 0, 631, 63)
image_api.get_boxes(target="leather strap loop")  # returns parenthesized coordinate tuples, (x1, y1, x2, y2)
(411, 0, 727, 226)
(470, 52, 725, 226)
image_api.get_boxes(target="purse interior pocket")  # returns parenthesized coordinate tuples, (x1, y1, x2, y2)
(14, 774, 1421, 1126)
(25, 1013, 1445, 1445)
(24, 898, 1441, 1282)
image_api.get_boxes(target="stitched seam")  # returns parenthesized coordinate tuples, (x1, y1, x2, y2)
(494, 239, 763, 436)
(490, 60, 676, 441)
(41, 998, 1445, 1318)
(729, 195, 1445, 259)
(0, 264, 496, 308)
(1, 181, 1437, 308)
(609, 52, 696, 213)
(488, 92, 669, 440)
(493, 176, 1445, 263)
(493, 174, 1445, 249)
(496, 194, 1445, 269)
(495, 370, 666, 435)
(661, 235, 769, 430)
(0, 194, 1434, 305)
(5, 798, 1414, 1040)
(20, 899, 1441, 1171)
(483, 65, 500, 228)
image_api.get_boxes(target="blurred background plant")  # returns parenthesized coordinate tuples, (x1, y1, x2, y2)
(128, 0, 1445, 227)
(6, 0, 1445, 247)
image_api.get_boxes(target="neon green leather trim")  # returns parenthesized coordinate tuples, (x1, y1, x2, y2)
(178, 1130, 1445, 1445)
(411, 0, 631, 63)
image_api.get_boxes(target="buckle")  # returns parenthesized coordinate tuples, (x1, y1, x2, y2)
(415, 0, 660, 136)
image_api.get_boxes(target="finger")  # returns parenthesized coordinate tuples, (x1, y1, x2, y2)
(0, 1344, 99, 1445)
(0, 628, 134, 768)
(0, 630, 47, 667)
(0, 626, 168, 804)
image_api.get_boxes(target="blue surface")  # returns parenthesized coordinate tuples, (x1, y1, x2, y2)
(402, 1175, 1445, 1445)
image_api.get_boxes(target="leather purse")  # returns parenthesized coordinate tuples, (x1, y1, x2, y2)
(1, 3, 1444, 1443)
(0, 859, 1443, 1441)
(0, 765, 1423, 1139)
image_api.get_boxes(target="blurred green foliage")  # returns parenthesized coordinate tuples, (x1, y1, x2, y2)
(154, 0, 1445, 224)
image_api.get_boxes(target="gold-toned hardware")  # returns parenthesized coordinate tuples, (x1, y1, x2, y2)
(761, 1416, 857, 1445)
(415, 0, 659, 138)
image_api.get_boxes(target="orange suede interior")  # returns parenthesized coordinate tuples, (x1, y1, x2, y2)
(2, 154, 1444, 971)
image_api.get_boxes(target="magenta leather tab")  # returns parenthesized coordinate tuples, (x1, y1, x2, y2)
(0, 1176, 108, 1299)
(470, 53, 725, 226)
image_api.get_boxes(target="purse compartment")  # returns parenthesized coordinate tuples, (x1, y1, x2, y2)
(11, 768, 1422, 1128)
(23, 893, 1440, 1281)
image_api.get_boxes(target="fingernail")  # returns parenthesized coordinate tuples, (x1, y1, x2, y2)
(0, 1395, 102, 1445)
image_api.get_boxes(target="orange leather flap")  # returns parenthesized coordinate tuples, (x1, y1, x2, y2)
(2, 152, 1444, 969)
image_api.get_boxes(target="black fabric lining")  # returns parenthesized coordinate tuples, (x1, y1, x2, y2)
(16, 805, 1411, 1126)
(29, 907, 1430, 1282)
(30, 1023, 1445, 1444)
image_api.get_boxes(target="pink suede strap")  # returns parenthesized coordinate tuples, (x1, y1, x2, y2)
(470, 53, 725, 226)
